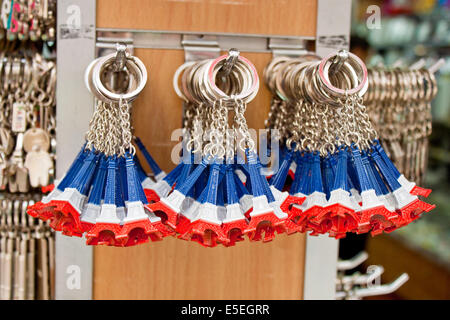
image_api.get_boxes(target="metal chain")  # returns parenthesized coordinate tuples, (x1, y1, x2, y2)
(234, 99, 255, 153)
(118, 99, 134, 156)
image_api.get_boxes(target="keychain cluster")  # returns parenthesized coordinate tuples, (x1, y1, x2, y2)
(0, 195, 54, 300)
(365, 65, 437, 186)
(0, 0, 56, 42)
(144, 51, 303, 247)
(27, 47, 173, 247)
(263, 50, 435, 239)
(0, 51, 56, 194)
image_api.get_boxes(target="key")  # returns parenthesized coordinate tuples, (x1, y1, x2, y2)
(27, 199, 35, 300)
(420, 138, 429, 185)
(410, 138, 418, 182)
(413, 138, 422, 185)
(389, 140, 404, 169)
(23, 127, 50, 153)
(12, 200, 20, 299)
(36, 219, 50, 300)
(4, 226, 13, 300)
(0, 151, 7, 190)
(0, 234, 6, 300)
(0, 127, 15, 155)
(45, 226, 54, 299)
(8, 133, 29, 193)
(0, 203, 6, 300)
(23, 127, 53, 188)
(17, 199, 28, 300)
(24, 149, 53, 188)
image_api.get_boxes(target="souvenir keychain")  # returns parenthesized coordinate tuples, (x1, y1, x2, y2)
(262, 50, 435, 238)
(27, 45, 172, 247)
(147, 50, 302, 247)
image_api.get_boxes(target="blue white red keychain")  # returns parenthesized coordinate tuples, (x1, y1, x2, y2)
(27, 45, 173, 246)
(262, 50, 435, 238)
(146, 50, 301, 246)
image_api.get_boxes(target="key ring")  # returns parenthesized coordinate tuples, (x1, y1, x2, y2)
(206, 54, 259, 104)
(318, 51, 368, 98)
(91, 52, 147, 103)
(173, 61, 196, 102)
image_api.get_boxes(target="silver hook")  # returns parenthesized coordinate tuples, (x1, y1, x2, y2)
(113, 42, 128, 72)
(350, 273, 409, 299)
(221, 48, 240, 77)
(429, 58, 446, 74)
(329, 49, 349, 75)
(337, 251, 369, 271)
(410, 58, 426, 70)
(392, 58, 404, 68)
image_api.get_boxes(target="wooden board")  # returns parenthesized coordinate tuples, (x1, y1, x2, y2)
(97, 0, 317, 37)
(93, 48, 306, 299)
(94, 234, 305, 300)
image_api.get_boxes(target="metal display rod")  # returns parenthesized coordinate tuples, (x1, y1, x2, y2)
(96, 28, 312, 54)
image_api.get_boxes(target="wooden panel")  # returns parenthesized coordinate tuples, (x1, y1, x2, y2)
(93, 48, 306, 299)
(94, 234, 305, 300)
(97, 0, 317, 37)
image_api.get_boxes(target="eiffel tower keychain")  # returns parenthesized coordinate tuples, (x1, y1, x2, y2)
(27, 45, 172, 247)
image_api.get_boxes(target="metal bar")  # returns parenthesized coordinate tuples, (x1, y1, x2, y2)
(303, 0, 353, 300)
(55, 0, 96, 300)
(96, 29, 313, 53)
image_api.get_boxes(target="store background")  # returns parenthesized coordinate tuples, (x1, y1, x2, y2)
(341, 0, 450, 299)
(0, 0, 447, 300)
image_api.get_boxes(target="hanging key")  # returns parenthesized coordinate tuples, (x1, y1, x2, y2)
(8, 132, 29, 193)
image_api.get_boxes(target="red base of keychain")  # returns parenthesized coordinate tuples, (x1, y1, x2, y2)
(288, 206, 315, 234)
(54, 214, 84, 237)
(283, 218, 302, 234)
(144, 189, 161, 204)
(369, 218, 398, 236)
(147, 202, 178, 230)
(81, 221, 95, 233)
(41, 184, 55, 194)
(221, 219, 249, 246)
(189, 221, 229, 247)
(297, 206, 325, 234)
(116, 219, 163, 246)
(314, 204, 360, 235)
(395, 199, 435, 227)
(152, 220, 176, 237)
(175, 214, 193, 237)
(307, 217, 333, 236)
(245, 212, 286, 242)
(357, 206, 398, 234)
(86, 223, 124, 246)
(410, 186, 432, 198)
(279, 195, 306, 216)
(48, 200, 84, 234)
(27, 202, 55, 220)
